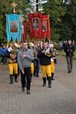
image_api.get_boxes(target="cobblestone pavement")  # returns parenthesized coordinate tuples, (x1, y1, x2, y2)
(0, 55, 76, 114)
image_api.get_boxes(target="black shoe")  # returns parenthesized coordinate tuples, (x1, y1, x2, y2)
(42, 78, 46, 87)
(27, 90, 30, 94)
(43, 83, 46, 87)
(51, 73, 54, 80)
(48, 77, 51, 88)
(68, 70, 71, 73)
(22, 87, 25, 92)
(51, 78, 54, 80)
(36, 75, 39, 77)
(48, 84, 51, 88)
(10, 75, 13, 84)
(10, 81, 13, 84)
(14, 75, 18, 82)
(15, 79, 18, 82)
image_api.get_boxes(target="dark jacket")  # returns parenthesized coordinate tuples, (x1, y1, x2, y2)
(64, 44, 75, 57)
(37, 49, 51, 66)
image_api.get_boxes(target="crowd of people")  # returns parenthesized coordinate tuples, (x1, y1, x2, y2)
(58, 40, 75, 51)
(0, 40, 75, 94)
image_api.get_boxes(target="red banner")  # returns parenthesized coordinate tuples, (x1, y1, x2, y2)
(28, 12, 42, 39)
(28, 13, 51, 40)
(41, 15, 51, 39)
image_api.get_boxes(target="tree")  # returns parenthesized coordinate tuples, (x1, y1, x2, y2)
(43, 0, 67, 41)
(42, 0, 76, 41)
(62, 0, 76, 41)
(69, 0, 76, 40)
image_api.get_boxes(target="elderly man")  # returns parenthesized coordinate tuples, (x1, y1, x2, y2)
(18, 42, 34, 94)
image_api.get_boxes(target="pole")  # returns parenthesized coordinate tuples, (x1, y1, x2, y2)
(36, 0, 39, 12)
(20, 16, 25, 69)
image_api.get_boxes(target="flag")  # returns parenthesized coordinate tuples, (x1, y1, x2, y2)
(28, 12, 42, 39)
(28, 13, 51, 40)
(41, 15, 51, 39)
(6, 14, 22, 42)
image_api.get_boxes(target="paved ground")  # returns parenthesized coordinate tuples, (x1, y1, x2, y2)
(0, 55, 76, 114)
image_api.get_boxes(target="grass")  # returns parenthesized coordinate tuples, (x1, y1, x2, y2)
(74, 51, 76, 58)
(58, 50, 76, 59)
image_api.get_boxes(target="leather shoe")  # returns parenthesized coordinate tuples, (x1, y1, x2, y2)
(27, 90, 30, 94)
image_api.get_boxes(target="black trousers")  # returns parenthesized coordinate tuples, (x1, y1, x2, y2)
(2, 55, 7, 64)
(20, 67, 31, 90)
(20, 70, 26, 88)
(34, 59, 39, 77)
(66, 56, 73, 72)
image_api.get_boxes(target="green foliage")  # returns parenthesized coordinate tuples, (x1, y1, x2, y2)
(51, 28, 60, 42)
(43, 0, 66, 23)
(60, 23, 73, 40)
(63, 0, 76, 41)
(43, 0, 76, 41)
(43, 0, 67, 41)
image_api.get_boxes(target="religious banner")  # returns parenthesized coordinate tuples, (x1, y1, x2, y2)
(6, 14, 22, 42)
(28, 12, 42, 39)
(41, 15, 51, 39)
(28, 13, 51, 40)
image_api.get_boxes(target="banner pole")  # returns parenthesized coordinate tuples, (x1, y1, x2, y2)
(19, 16, 25, 68)
(36, 0, 39, 12)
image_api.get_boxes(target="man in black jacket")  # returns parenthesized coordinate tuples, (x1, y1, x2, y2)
(64, 40, 75, 73)
(37, 42, 52, 88)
